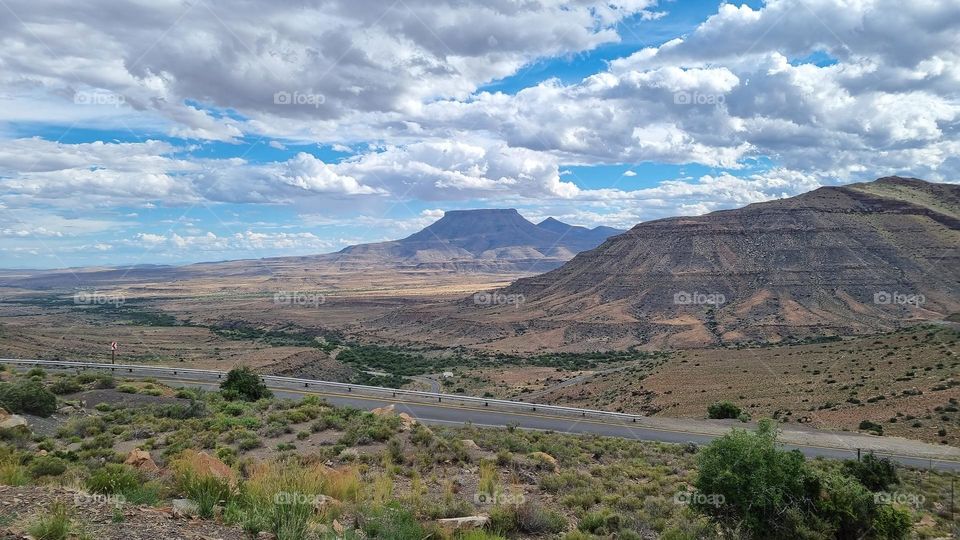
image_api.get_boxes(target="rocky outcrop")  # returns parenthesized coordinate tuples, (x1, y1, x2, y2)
(124, 449, 159, 474)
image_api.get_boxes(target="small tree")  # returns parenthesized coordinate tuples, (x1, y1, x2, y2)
(220, 366, 272, 402)
(707, 401, 742, 419)
(693, 420, 819, 537)
(843, 453, 899, 492)
(692, 420, 911, 540)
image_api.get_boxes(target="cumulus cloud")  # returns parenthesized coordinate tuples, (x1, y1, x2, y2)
(2, 0, 960, 267)
(0, 0, 659, 136)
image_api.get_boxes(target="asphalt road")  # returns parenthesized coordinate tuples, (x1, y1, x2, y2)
(4, 359, 960, 472)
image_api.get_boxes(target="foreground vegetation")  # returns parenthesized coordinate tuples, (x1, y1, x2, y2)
(0, 365, 958, 539)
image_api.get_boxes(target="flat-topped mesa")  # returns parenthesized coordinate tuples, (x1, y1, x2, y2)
(329, 208, 624, 272)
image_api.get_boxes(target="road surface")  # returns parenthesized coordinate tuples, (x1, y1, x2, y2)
(3, 359, 960, 472)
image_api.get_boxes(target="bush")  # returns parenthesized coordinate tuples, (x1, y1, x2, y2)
(29, 455, 68, 478)
(0, 379, 58, 416)
(86, 463, 140, 495)
(693, 420, 819, 538)
(48, 378, 81, 395)
(707, 401, 742, 419)
(693, 420, 911, 539)
(220, 366, 272, 402)
(578, 510, 621, 535)
(94, 374, 116, 389)
(858, 420, 884, 435)
(815, 470, 875, 538)
(872, 504, 912, 539)
(843, 453, 899, 492)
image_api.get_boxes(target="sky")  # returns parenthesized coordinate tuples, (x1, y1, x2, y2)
(0, 0, 958, 268)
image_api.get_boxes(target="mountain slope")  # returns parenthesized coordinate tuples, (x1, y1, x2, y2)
(367, 177, 960, 351)
(326, 209, 624, 272)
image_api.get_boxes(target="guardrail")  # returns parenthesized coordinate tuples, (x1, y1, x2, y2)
(0, 358, 652, 428)
(5, 358, 960, 471)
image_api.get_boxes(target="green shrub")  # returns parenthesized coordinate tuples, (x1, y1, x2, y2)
(693, 420, 818, 538)
(27, 368, 47, 379)
(707, 401, 742, 419)
(815, 470, 875, 538)
(0, 379, 58, 416)
(872, 504, 912, 540)
(220, 366, 272, 402)
(48, 378, 81, 395)
(116, 384, 138, 394)
(86, 464, 140, 495)
(843, 453, 899, 492)
(577, 510, 621, 535)
(28, 456, 68, 478)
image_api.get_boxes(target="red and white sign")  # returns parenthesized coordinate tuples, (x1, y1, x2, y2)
(111, 341, 118, 351)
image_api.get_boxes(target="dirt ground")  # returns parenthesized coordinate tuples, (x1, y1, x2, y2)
(533, 326, 960, 445)
(0, 485, 248, 540)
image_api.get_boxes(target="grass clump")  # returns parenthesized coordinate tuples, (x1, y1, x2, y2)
(0, 458, 28, 486)
(172, 449, 235, 518)
(26, 503, 73, 540)
(86, 463, 140, 495)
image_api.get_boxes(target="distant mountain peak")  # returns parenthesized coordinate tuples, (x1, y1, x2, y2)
(537, 217, 566, 226)
(332, 207, 623, 272)
(444, 208, 520, 216)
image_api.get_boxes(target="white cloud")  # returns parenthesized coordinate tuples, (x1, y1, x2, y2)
(0, 0, 660, 137)
(128, 230, 335, 253)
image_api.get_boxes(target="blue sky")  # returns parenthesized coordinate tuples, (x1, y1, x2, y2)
(0, 0, 957, 268)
